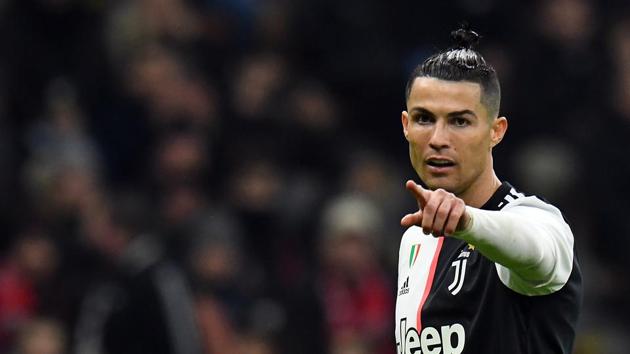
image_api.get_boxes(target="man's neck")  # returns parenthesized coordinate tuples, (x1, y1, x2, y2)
(458, 170, 503, 209)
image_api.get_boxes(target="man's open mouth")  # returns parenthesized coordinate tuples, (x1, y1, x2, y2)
(426, 159, 455, 167)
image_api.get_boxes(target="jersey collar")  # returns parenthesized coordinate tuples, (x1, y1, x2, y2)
(480, 181, 514, 211)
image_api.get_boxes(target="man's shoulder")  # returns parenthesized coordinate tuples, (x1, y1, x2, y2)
(490, 181, 564, 216)
(500, 191, 567, 223)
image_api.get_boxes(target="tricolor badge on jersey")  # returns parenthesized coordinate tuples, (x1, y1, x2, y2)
(409, 244, 421, 267)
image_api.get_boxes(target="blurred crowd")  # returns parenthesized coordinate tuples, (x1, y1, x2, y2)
(0, 0, 628, 353)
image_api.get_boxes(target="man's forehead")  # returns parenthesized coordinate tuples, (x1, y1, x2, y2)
(409, 77, 482, 98)
(407, 77, 482, 110)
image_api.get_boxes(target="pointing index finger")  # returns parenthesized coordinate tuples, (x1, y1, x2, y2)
(406, 180, 430, 208)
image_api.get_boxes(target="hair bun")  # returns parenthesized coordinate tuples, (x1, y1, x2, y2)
(450, 23, 480, 49)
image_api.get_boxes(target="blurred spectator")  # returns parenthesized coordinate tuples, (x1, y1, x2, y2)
(184, 209, 287, 353)
(124, 44, 218, 132)
(187, 211, 246, 353)
(225, 153, 287, 283)
(230, 52, 289, 121)
(512, 138, 580, 202)
(237, 332, 278, 354)
(228, 157, 282, 215)
(13, 318, 66, 354)
(74, 192, 203, 354)
(279, 79, 342, 178)
(318, 195, 393, 354)
(575, 14, 630, 333)
(536, 0, 596, 47)
(0, 231, 58, 351)
(153, 130, 211, 187)
(23, 77, 102, 222)
(106, 0, 204, 67)
(160, 184, 209, 229)
(514, 0, 606, 138)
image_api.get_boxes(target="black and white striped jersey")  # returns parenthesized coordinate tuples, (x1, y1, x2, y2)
(395, 182, 582, 354)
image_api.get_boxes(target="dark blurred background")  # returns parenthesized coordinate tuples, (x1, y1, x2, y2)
(0, 0, 628, 353)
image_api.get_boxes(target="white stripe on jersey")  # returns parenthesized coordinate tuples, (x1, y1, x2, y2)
(395, 227, 443, 345)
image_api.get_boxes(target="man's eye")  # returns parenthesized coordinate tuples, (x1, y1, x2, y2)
(416, 114, 433, 124)
(452, 117, 469, 127)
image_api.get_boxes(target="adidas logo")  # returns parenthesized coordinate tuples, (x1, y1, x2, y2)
(399, 276, 409, 296)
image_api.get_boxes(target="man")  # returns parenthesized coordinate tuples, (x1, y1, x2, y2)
(395, 26, 582, 354)
(74, 192, 203, 354)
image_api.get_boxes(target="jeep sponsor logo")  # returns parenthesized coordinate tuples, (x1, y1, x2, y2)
(396, 318, 465, 354)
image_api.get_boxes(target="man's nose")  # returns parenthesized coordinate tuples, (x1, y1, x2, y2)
(428, 121, 450, 150)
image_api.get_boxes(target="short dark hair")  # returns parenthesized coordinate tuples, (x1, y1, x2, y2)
(405, 26, 501, 119)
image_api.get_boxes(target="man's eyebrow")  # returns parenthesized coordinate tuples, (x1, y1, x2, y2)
(447, 110, 477, 118)
(409, 108, 477, 118)
(409, 107, 435, 115)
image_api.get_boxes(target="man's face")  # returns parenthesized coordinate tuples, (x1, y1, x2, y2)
(402, 77, 505, 196)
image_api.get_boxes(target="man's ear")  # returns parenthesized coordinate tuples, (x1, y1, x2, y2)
(490, 116, 508, 148)
(402, 111, 410, 140)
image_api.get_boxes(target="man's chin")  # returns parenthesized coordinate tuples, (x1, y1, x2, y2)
(420, 176, 458, 192)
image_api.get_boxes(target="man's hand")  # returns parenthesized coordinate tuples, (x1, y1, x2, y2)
(400, 180, 471, 236)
